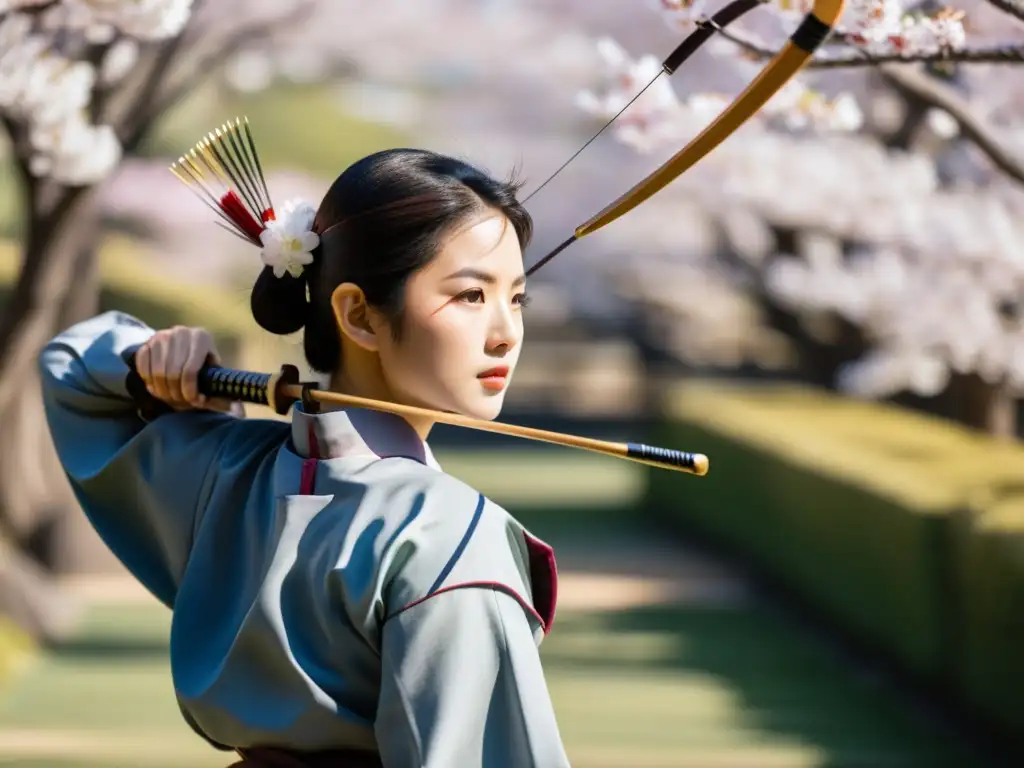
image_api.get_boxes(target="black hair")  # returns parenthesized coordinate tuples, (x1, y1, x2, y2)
(250, 148, 534, 374)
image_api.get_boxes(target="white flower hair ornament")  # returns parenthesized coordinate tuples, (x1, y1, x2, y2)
(168, 116, 320, 279)
(259, 199, 319, 279)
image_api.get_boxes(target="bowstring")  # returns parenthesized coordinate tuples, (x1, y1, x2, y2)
(520, 0, 770, 207)
(521, 72, 666, 205)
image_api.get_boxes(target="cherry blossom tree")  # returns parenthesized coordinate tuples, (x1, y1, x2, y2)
(574, 0, 1024, 436)
(0, 0, 322, 640)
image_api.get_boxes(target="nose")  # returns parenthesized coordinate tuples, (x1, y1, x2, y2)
(485, 302, 520, 356)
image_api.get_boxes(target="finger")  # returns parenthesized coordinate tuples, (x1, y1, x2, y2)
(165, 329, 192, 407)
(135, 343, 152, 387)
(147, 335, 172, 403)
(181, 330, 208, 406)
(169, 331, 195, 409)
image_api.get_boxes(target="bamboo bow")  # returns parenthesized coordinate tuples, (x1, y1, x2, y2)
(526, 0, 845, 275)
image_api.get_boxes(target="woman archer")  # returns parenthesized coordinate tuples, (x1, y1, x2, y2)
(39, 146, 571, 767)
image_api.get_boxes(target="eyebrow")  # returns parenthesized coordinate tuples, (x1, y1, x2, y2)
(444, 267, 526, 286)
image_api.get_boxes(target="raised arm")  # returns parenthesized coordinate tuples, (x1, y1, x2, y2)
(38, 311, 249, 607)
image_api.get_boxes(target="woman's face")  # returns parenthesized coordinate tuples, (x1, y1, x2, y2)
(376, 210, 527, 420)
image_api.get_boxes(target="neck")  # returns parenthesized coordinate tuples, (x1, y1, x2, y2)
(328, 357, 435, 441)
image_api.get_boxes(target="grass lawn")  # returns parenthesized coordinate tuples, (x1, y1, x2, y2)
(0, 592, 984, 768)
(0, 453, 990, 767)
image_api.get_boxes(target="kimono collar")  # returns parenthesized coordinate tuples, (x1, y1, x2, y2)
(290, 403, 441, 469)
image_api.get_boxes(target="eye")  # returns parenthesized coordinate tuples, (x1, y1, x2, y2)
(457, 288, 485, 304)
(513, 292, 531, 308)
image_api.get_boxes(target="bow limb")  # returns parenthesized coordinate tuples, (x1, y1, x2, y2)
(523, 0, 766, 205)
(575, 0, 845, 238)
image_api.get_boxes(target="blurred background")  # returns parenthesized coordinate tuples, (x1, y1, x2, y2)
(2, 0, 1024, 765)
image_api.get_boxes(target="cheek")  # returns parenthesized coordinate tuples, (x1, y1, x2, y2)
(386, 307, 469, 377)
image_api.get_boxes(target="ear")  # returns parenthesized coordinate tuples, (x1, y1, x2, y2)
(330, 283, 382, 353)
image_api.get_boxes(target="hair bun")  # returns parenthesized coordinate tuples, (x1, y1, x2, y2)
(250, 266, 309, 335)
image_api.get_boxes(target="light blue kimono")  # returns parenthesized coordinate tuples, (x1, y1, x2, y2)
(39, 310, 570, 767)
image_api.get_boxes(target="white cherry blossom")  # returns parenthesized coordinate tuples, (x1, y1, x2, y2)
(575, 0, 1021, 407)
(0, 1, 197, 185)
(54, 0, 194, 40)
(651, 0, 708, 33)
(99, 37, 139, 84)
(259, 199, 320, 279)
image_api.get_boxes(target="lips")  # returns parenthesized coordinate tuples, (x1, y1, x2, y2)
(478, 366, 510, 392)
(477, 366, 509, 380)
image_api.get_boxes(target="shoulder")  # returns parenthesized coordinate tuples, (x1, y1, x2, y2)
(355, 458, 557, 635)
(144, 411, 289, 468)
(212, 415, 291, 461)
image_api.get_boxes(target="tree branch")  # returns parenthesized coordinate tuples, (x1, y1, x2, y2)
(121, 0, 316, 151)
(86, 40, 115, 125)
(0, 113, 41, 219)
(718, 26, 1024, 68)
(699, 18, 1024, 185)
(877, 63, 1024, 185)
(0, 115, 30, 188)
(1, 1, 60, 19)
(816, 43, 1024, 68)
(117, 26, 195, 151)
(983, 0, 1024, 23)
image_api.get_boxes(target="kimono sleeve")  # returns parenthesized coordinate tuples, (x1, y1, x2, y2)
(374, 472, 569, 768)
(38, 310, 242, 607)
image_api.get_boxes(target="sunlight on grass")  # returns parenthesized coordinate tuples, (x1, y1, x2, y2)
(0, 570, 982, 768)
(435, 450, 644, 509)
(542, 610, 970, 764)
(0, 617, 36, 690)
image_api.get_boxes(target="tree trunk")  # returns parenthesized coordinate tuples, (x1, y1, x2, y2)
(2, 193, 119, 575)
(58, 230, 101, 328)
(36, 204, 122, 574)
(0, 536, 82, 644)
(947, 373, 1018, 439)
(0, 186, 91, 416)
(0, 189, 109, 642)
(0, 192, 100, 545)
(756, 227, 869, 389)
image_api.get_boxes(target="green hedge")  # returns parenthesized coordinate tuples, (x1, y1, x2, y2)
(948, 495, 1024, 739)
(645, 379, 1024, 739)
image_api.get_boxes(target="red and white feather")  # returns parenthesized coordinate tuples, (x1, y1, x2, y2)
(169, 116, 277, 244)
(169, 116, 319, 278)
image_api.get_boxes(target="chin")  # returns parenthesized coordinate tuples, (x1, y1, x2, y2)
(460, 395, 505, 421)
